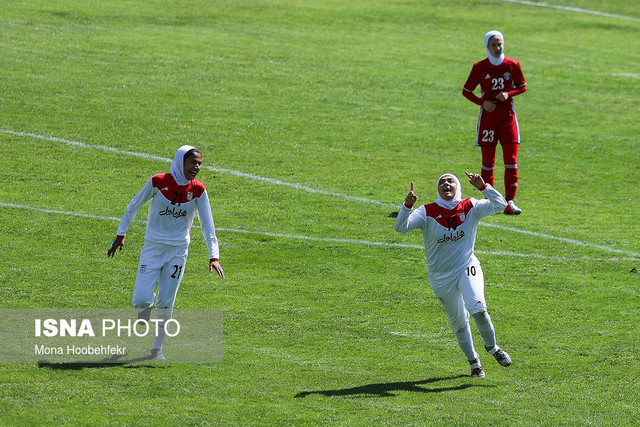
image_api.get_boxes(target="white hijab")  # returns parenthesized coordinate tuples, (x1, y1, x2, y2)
(435, 173, 462, 210)
(485, 30, 505, 66)
(170, 144, 197, 186)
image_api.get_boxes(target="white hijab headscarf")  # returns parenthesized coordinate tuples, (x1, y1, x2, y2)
(170, 144, 198, 186)
(484, 30, 505, 66)
(435, 173, 462, 210)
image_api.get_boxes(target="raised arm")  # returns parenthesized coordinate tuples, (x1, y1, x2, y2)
(394, 181, 425, 233)
(465, 171, 507, 216)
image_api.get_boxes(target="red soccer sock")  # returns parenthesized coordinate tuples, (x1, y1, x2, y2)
(504, 166, 518, 201)
(503, 143, 519, 201)
(480, 145, 497, 187)
(481, 167, 495, 187)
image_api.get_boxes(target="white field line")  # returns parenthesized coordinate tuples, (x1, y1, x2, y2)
(497, 0, 640, 22)
(2, 202, 639, 262)
(2, 128, 639, 259)
(612, 72, 640, 79)
(481, 223, 640, 257)
(0, 129, 391, 207)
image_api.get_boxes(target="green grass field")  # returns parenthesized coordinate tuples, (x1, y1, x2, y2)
(1, 0, 639, 424)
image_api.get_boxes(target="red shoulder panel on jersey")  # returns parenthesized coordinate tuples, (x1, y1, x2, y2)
(188, 179, 206, 198)
(151, 174, 205, 202)
(424, 198, 475, 228)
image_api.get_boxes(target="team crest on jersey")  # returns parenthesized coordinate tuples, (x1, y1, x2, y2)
(187, 191, 193, 201)
(459, 212, 466, 222)
(504, 72, 512, 80)
(140, 265, 147, 273)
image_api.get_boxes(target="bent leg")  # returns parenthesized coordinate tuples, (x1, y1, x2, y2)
(436, 286, 478, 362)
(131, 264, 161, 312)
(131, 243, 164, 313)
(153, 249, 188, 351)
(458, 262, 496, 348)
(472, 311, 496, 350)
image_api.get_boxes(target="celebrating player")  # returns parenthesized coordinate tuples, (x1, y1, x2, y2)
(462, 30, 527, 215)
(107, 145, 225, 360)
(394, 172, 511, 378)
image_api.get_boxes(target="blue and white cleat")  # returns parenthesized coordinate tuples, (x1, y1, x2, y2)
(504, 200, 522, 215)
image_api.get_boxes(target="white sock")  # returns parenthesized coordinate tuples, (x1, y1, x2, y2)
(152, 313, 172, 350)
(487, 345, 501, 355)
(454, 324, 478, 362)
(472, 311, 497, 349)
(469, 359, 482, 369)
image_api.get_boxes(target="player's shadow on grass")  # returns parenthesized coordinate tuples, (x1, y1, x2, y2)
(295, 375, 493, 398)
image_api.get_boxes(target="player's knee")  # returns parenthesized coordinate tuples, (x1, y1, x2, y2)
(454, 325, 468, 334)
(131, 290, 156, 310)
(472, 310, 490, 325)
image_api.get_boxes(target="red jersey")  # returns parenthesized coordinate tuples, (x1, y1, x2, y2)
(462, 57, 526, 113)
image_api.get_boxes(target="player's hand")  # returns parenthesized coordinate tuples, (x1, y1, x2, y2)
(496, 91, 509, 102)
(482, 100, 497, 112)
(107, 236, 125, 257)
(404, 181, 417, 206)
(210, 259, 225, 278)
(465, 171, 485, 190)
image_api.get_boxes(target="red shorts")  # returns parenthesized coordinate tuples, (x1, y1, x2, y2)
(475, 107, 520, 146)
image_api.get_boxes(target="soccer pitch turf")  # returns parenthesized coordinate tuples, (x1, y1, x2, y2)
(1, 0, 639, 424)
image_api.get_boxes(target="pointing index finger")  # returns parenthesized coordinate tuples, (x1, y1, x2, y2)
(410, 181, 414, 192)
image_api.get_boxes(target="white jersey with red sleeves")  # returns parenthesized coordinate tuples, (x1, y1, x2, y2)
(116, 173, 220, 259)
(394, 185, 506, 285)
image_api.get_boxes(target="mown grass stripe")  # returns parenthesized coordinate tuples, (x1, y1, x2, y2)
(3, 128, 638, 259)
(2, 202, 637, 261)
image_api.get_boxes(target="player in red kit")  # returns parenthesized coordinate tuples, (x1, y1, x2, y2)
(462, 30, 526, 215)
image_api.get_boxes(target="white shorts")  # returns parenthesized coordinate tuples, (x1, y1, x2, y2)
(431, 261, 486, 331)
(131, 241, 189, 315)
